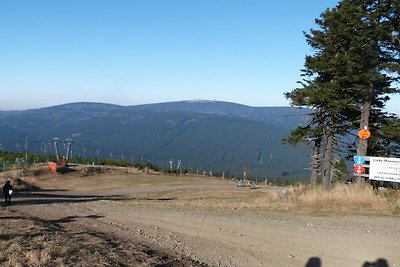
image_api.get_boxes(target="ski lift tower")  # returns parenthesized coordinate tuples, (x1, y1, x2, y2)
(177, 160, 182, 174)
(53, 138, 60, 163)
(48, 138, 74, 173)
(65, 139, 73, 165)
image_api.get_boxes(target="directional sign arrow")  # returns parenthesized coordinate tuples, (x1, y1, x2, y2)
(353, 164, 365, 174)
(354, 156, 365, 165)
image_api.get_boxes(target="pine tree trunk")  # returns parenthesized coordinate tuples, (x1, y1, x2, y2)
(356, 98, 371, 185)
(322, 124, 335, 191)
(357, 100, 371, 156)
(310, 138, 321, 187)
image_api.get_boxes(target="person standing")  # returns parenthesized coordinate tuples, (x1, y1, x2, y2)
(3, 180, 13, 204)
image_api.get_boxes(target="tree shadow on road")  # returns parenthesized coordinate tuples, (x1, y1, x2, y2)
(1, 191, 128, 207)
(0, 212, 105, 240)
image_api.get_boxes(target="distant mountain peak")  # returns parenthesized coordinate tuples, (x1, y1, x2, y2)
(186, 99, 217, 103)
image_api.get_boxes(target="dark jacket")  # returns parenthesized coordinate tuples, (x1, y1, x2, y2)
(3, 181, 13, 196)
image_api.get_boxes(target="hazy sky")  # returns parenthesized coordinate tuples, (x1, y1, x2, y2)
(1, 0, 398, 113)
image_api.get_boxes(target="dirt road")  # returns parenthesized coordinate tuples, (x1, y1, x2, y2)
(5, 176, 400, 267)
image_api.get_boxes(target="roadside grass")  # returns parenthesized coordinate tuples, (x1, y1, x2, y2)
(114, 183, 400, 216)
(296, 183, 399, 214)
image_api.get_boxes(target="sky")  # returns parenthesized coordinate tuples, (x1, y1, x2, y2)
(0, 0, 399, 113)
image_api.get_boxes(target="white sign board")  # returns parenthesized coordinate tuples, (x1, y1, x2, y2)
(369, 157, 400, 183)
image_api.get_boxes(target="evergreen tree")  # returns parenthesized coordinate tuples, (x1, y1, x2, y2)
(285, 0, 399, 189)
(370, 115, 400, 157)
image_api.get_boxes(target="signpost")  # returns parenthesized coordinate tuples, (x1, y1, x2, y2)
(369, 157, 400, 183)
(354, 127, 370, 180)
(353, 164, 365, 175)
(352, 128, 400, 184)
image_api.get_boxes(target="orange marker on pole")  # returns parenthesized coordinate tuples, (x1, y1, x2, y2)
(358, 127, 371, 140)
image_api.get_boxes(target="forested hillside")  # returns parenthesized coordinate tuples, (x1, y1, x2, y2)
(0, 101, 309, 178)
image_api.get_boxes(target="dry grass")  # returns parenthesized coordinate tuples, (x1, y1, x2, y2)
(0, 209, 148, 267)
(117, 183, 400, 216)
(296, 184, 396, 214)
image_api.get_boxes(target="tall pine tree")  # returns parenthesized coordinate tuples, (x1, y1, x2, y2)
(285, 0, 399, 189)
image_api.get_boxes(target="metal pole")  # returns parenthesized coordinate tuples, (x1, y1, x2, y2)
(54, 138, 60, 162)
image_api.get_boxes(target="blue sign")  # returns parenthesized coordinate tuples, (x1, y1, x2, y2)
(354, 156, 365, 164)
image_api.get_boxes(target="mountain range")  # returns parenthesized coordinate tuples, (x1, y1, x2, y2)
(0, 100, 310, 179)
